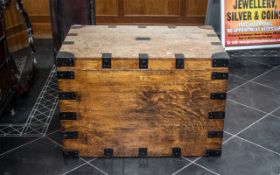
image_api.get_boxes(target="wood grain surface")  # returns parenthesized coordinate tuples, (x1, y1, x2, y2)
(60, 25, 223, 59)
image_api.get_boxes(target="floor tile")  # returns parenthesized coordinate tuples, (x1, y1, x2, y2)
(47, 107, 60, 134)
(227, 74, 247, 91)
(197, 137, 280, 175)
(222, 132, 231, 143)
(47, 131, 95, 162)
(254, 68, 280, 90)
(272, 108, 280, 118)
(229, 58, 272, 80)
(65, 164, 104, 175)
(91, 158, 189, 175)
(0, 137, 37, 155)
(247, 57, 280, 67)
(224, 100, 265, 134)
(0, 138, 84, 175)
(177, 164, 215, 175)
(239, 115, 280, 153)
(228, 82, 280, 113)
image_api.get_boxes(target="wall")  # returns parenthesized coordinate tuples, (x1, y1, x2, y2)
(96, 0, 208, 25)
(23, 0, 52, 38)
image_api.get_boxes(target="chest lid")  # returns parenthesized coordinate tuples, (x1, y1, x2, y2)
(58, 25, 228, 70)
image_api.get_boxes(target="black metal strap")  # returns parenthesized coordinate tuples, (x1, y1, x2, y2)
(206, 150, 221, 157)
(210, 93, 227, 100)
(208, 112, 225, 119)
(62, 131, 78, 139)
(56, 52, 75, 67)
(212, 52, 230, 67)
(139, 53, 148, 69)
(138, 148, 148, 157)
(172, 147, 181, 157)
(102, 53, 112, 69)
(60, 112, 77, 120)
(175, 53, 185, 69)
(212, 72, 228, 80)
(104, 148, 113, 158)
(59, 92, 76, 100)
(57, 71, 74, 79)
(208, 131, 224, 138)
(63, 150, 79, 158)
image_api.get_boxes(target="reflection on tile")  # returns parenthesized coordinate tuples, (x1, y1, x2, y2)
(0, 138, 84, 175)
(0, 137, 37, 155)
(66, 164, 104, 175)
(247, 57, 280, 67)
(177, 164, 215, 175)
(272, 108, 280, 118)
(228, 82, 280, 113)
(254, 68, 280, 90)
(224, 101, 265, 134)
(229, 58, 272, 80)
(91, 158, 189, 175)
(197, 138, 280, 175)
(227, 75, 247, 91)
(239, 116, 280, 153)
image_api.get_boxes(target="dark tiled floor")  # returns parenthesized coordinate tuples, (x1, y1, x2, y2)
(1, 48, 280, 175)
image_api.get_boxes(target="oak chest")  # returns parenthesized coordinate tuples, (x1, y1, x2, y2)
(57, 25, 229, 158)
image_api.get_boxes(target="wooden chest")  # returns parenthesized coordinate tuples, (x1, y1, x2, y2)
(57, 25, 229, 158)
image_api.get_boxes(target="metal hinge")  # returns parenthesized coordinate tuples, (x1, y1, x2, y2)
(139, 148, 148, 157)
(208, 112, 225, 119)
(56, 52, 75, 67)
(206, 150, 222, 157)
(104, 148, 113, 158)
(172, 147, 181, 157)
(139, 53, 148, 69)
(59, 112, 77, 120)
(62, 131, 78, 139)
(102, 53, 112, 69)
(175, 53, 185, 69)
(63, 150, 79, 158)
(210, 93, 227, 100)
(212, 72, 228, 80)
(57, 71, 74, 79)
(59, 92, 76, 100)
(208, 131, 224, 138)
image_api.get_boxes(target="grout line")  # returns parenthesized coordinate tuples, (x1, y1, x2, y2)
(46, 136, 63, 147)
(250, 81, 280, 92)
(171, 162, 193, 175)
(270, 114, 280, 120)
(47, 136, 108, 175)
(61, 162, 87, 175)
(84, 161, 109, 175)
(0, 137, 42, 158)
(224, 131, 280, 157)
(228, 73, 248, 81)
(193, 162, 220, 175)
(227, 99, 267, 114)
(223, 106, 280, 145)
(0, 129, 60, 158)
(235, 106, 280, 136)
(227, 67, 277, 93)
(242, 57, 273, 67)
